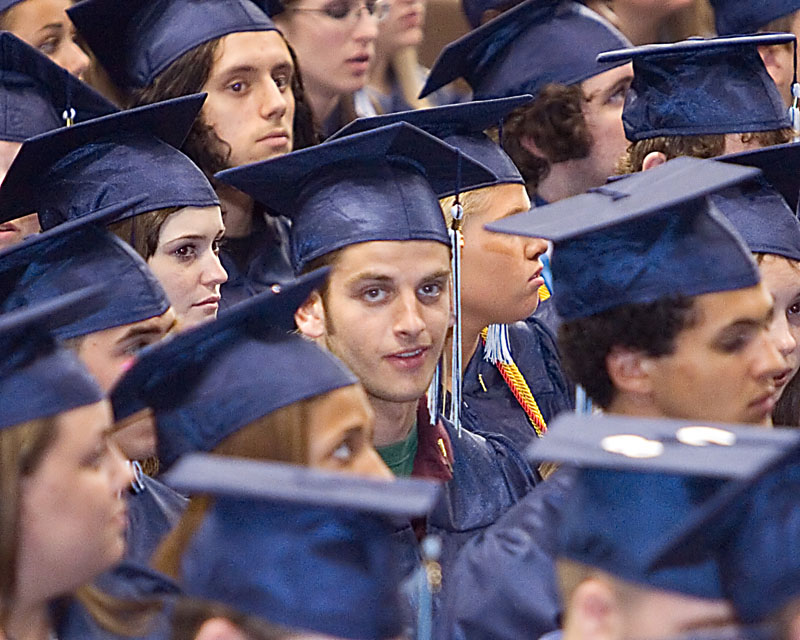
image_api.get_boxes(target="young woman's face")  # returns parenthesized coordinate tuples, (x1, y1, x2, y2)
(307, 384, 392, 479)
(376, 0, 425, 54)
(276, 0, 379, 102)
(16, 400, 133, 601)
(201, 31, 296, 168)
(2, 0, 89, 78)
(758, 254, 800, 400)
(147, 206, 228, 330)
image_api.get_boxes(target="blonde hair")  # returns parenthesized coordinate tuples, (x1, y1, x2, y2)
(390, 47, 432, 112)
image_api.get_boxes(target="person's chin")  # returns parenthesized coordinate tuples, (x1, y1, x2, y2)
(181, 305, 219, 330)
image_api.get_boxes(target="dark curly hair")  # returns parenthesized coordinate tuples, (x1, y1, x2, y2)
(502, 83, 592, 192)
(558, 296, 698, 409)
(128, 35, 320, 178)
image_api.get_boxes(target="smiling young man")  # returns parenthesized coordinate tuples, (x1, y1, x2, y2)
(331, 96, 575, 451)
(216, 123, 538, 634)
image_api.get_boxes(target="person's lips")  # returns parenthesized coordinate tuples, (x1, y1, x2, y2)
(192, 295, 221, 308)
(345, 52, 371, 74)
(384, 346, 431, 371)
(0, 222, 18, 235)
(257, 129, 291, 148)
(399, 8, 422, 27)
(528, 265, 545, 289)
(773, 368, 794, 390)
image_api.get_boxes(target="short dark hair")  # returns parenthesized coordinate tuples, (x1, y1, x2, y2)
(502, 83, 592, 192)
(558, 296, 698, 408)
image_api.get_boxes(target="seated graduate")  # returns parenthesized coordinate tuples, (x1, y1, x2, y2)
(710, 0, 800, 107)
(330, 96, 574, 451)
(0, 94, 228, 329)
(420, 0, 634, 207)
(161, 454, 441, 640)
(651, 427, 800, 640)
(0, 31, 115, 250)
(531, 412, 800, 640)
(215, 123, 538, 630)
(607, 34, 795, 175)
(441, 157, 793, 640)
(69, 0, 314, 309)
(0, 291, 135, 640)
(0, 0, 88, 76)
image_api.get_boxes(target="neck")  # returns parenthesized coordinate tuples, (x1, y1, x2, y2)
(369, 395, 419, 447)
(368, 46, 394, 95)
(4, 599, 52, 640)
(606, 392, 666, 418)
(535, 159, 598, 203)
(611, 5, 664, 44)
(306, 84, 341, 128)
(216, 184, 254, 238)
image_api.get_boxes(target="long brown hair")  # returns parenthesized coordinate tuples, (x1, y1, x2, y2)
(151, 394, 321, 578)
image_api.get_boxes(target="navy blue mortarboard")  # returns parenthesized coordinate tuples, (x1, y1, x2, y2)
(165, 454, 441, 639)
(710, 0, 800, 35)
(110, 269, 356, 469)
(528, 412, 799, 598)
(419, 0, 630, 101)
(68, 0, 278, 90)
(720, 141, 800, 213)
(0, 198, 171, 341)
(460, 0, 513, 28)
(329, 96, 531, 194)
(597, 34, 793, 141)
(650, 438, 800, 623)
(0, 32, 115, 142)
(216, 122, 496, 273)
(0, 288, 106, 429)
(485, 157, 762, 320)
(0, 94, 218, 229)
(710, 176, 800, 263)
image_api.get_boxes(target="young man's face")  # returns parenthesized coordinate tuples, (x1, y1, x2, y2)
(298, 240, 452, 404)
(643, 283, 790, 425)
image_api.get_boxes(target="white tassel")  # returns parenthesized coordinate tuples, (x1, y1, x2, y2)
(483, 323, 513, 365)
(791, 82, 800, 142)
(426, 360, 442, 426)
(449, 202, 464, 436)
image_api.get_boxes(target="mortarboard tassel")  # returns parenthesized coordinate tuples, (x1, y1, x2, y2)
(449, 151, 464, 436)
(791, 39, 800, 142)
(426, 358, 442, 426)
(61, 68, 75, 127)
(417, 535, 442, 640)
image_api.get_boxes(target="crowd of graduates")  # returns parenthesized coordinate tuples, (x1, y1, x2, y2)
(2, 0, 800, 639)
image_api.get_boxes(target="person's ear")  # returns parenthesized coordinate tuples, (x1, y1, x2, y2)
(295, 290, 326, 340)
(606, 346, 655, 397)
(641, 151, 667, 171)
(193, 617, 250, 640)
(520, 134, 548, 160)
(564, 577, 623, 640)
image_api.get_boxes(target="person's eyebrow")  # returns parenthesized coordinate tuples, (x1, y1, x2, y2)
(213, 64, 258, 80)
(116, 317, 177, 343)
(344, 272, 395, 287)
(719, 304, 775, 332)
(420, 269, 451, 281)
(162, 234, 206, 243)
(37, 22, 63, 33)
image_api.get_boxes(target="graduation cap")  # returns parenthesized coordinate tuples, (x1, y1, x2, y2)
(720, 141, 800, 213)
(68, 0, 278, 90)
(109, 269, 356, 470)
(709, 176, 800, 263)
(216, 122, 496, 273)
(329, 96, 531, 193)
(0, 32, 115, 142)
(165, 454, 441, 639)
(460, 0, 513, 28)
(0, 288, 106, 430)
(528, 412, 799, 598)
(597, 34, 793, 141)
(0, 197, 171, 341)
(649, 436, 800, 623)
(710, 0, 800, 35)
(0, 94, 218, 229)
(419, 0, 630, 101)
(486, 157, 762, 320)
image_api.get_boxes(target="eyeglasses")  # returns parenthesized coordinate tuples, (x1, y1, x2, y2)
(291, 0, 390, 23)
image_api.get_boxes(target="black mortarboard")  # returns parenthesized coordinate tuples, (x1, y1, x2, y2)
(710, 0, 800, 35)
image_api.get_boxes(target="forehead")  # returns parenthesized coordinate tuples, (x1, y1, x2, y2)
(333, 240, 451, 279)
(157, 206, 225, 241)
(690, 283, 772, 332)
(581, 61, 634, 94)
(210, 30, 292, 74)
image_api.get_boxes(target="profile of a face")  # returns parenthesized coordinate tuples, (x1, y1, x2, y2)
(2, 0, 89, 77)
(15, 400, 133, 602)
(146, 206, 228, 330)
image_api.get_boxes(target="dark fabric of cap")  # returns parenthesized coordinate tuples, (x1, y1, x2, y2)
(0, 199, 170, 340)
(0, 32, 115, 142)
(0, 94, 217, 229)
(216, 122, 496, 272)
(167, 455, 441, 639)
(420, 0, 631, 100)
(485, 157, 762, 319)
(720, 141, 800, 214)
(710, 0, 800, 35)
(0, 289, 106, 429)
(329, 96, 531, 195)
(68, 0, 279, 89)
(598, 34, 793, 141)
